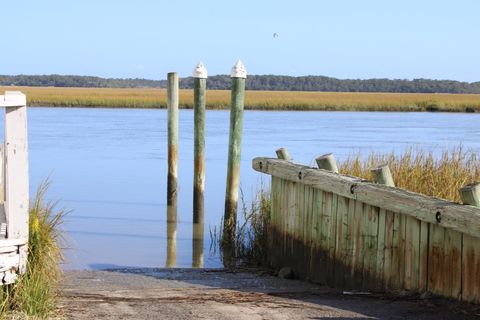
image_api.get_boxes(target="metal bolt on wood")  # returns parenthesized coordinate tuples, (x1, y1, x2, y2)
(276, 147, 291, 160)
(223, 60, 247, 247)
(315, 153, 338, 173)
(459, 183, 480, 207)
(371, 164, 395, 187)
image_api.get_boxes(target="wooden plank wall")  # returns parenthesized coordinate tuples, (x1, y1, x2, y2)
(269, 176, 480, 303)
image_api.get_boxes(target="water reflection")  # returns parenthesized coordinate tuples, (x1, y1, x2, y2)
(166, 207, 177, 267)
(192, 222, 204, 268)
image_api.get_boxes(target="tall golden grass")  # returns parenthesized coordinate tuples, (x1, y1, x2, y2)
(339, 147, 480, 203)
(2, 86, 480, 112)
(0, 181, 65, 318)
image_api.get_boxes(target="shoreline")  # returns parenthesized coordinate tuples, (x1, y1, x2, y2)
(2, 86, 480, 113)
(27, 103, 480, 113)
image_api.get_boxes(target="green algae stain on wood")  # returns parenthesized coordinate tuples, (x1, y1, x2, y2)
(257, 157, 480, 303)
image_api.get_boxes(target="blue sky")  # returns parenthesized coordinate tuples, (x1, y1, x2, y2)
(2, 0, 479, 81)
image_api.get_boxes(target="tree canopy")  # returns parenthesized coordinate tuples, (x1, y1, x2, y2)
(1, 74, 479, 94)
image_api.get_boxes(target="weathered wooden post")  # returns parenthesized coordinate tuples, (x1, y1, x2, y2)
(0, 91, 29, 282)
(167, 72, 179, 213)
(166, 73, 178, 267)
(192, 62, 207, 268)
(459, 183, 480, 303)
(223, 60, 247, 251)
(370, 164, 395, 290)
(0, 145, 4, 237)
(316, 153, 339, 173)
(166, 221, 176, 267)
(276, 148, 291, 161)
(459, 183, 480, 207)
(371, 164, 395, 187)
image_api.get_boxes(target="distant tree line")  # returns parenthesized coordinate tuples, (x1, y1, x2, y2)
(0, 75, 161, 88)
(1, 74, 480, 94)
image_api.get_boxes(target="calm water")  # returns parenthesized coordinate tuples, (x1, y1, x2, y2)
(25, 108, 480, 269)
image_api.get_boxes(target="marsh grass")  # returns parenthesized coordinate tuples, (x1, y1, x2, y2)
(3, 86, 480, 112)
(213, 186, 271, 267)
(339, 147, 480, 203)
(0, 181, 66, 319)
(233, 188, 271, 265)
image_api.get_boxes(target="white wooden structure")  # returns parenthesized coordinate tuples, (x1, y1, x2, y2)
(0, 91, 29, 284)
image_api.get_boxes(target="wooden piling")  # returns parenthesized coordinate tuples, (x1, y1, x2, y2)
(193, 63, 207, 230)
(1, 91, 29, 277)
(166, 221, 176, 267)
(223, 60, 247, 249)
(276, 148, 291, 161)
(0, 145, 4, 237)
(167, 72, 178, 266)
(370, 164, 394, 290)
(315, 153, 338, 173)
(459, 183, 480, 206)
(167, 72, 179, 213)
(192, 62, 207, 268)
(371, 164, 395, 187)
(460, 183, 480, 303)
(0, 144, 4, 203)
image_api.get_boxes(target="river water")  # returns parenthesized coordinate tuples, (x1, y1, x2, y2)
(26, 108, 480, 269)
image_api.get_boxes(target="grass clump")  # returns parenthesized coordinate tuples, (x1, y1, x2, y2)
(339, 147, 480, 203)
(0, 181, 66, 319)
(234, 188, 271, 266)
(214, 187, 271, 268)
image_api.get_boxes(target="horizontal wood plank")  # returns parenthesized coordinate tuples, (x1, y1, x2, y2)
(0, 238, 27, 247)
(253, 158, 480, 238)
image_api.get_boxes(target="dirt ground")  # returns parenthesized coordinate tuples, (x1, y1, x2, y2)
(61, 268, 480, 319)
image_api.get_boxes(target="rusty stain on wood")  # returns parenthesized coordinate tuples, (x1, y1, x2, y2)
(257, 155, 480, 303)
(428, 224, 444, 295)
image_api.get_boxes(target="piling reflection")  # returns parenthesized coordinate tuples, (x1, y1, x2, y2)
(166, 207, 177, 268)
(192, 222, 204, 268)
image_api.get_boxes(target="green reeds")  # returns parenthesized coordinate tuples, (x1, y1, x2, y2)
(234, 188, 271, 266)
(212, 186, 271, 268)
(0, 181, 66, 319)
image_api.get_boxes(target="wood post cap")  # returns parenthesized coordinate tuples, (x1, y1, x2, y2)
(230, 60, 247, 78)
(459, 183, 480, 192)
(371, 164, 390, 172)
(0, 91, 26, 107)
(315, 153, 334, 160)
(192, 62, 208, 79)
